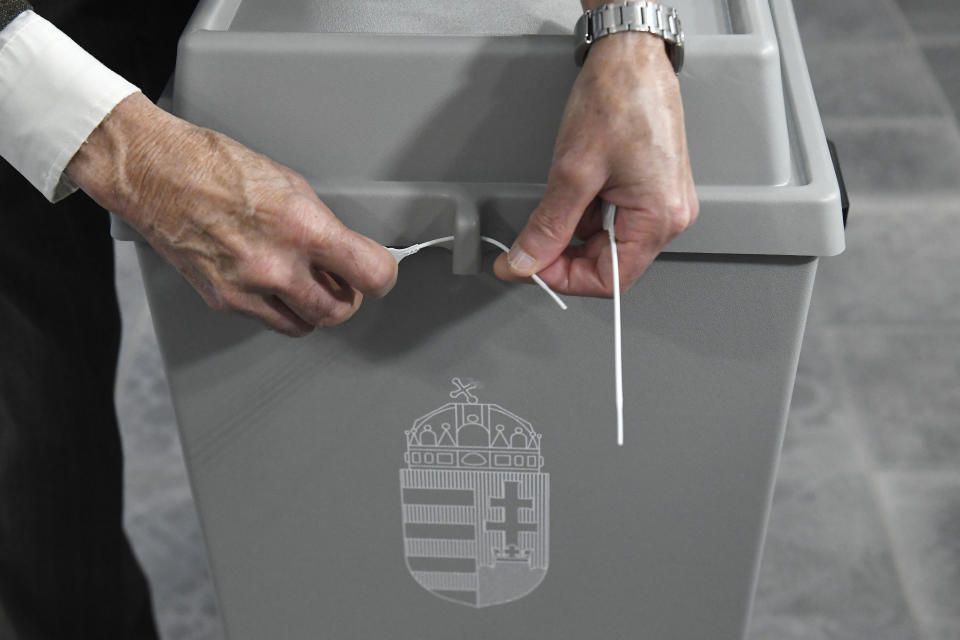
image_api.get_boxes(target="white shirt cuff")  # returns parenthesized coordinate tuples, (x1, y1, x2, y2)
(0, 10, 140, 202)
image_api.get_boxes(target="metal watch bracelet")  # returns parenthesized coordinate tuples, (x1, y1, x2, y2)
(574, 1, 685, 73)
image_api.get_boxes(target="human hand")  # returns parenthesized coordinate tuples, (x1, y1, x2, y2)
(494, 32, 698, 296)
(66, 92, 397, 336)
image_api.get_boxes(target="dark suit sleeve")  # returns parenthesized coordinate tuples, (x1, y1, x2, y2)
(1, 0, 32, 30)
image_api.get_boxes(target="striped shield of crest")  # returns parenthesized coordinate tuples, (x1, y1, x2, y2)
(400, 378, 549, 608)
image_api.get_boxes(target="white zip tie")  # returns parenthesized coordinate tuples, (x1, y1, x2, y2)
(386, 235, 568, 311)
(386, 235, 455, 262)
(479, 236, 567, 311)
(601, 201, 624, 446)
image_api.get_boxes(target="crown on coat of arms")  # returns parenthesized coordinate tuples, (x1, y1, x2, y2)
(403, 378, 543, 472)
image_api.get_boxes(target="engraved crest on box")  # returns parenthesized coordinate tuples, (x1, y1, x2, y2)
(400, 378, 549, 608)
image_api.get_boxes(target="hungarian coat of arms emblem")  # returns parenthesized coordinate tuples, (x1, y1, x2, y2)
(399, 378, 549, 608)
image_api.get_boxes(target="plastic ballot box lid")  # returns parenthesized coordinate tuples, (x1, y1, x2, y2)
(221, 0, 792, 186)
(184, 0, 789, 188)
(151, 0, 846, 259)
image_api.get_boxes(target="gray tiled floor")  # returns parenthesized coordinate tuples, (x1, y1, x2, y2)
(877, 472, 960, 638)
(752, 471, 924, 640)
(813, 208, 960, 325)
(840, 328, 960, 471)
(805, 43, 949, 118)
(795, 0, 910, 43)
(896, 0, 960, 36)
(922, 44, 960, 118)
(113, 1, 960, 638)
(772, 328, 865, 481)
(821, 121, 960, 196)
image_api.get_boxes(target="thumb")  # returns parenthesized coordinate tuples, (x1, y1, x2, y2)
(506, 170, 599, 277)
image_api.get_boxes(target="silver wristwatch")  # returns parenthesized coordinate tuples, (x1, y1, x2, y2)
(574, 1, 685, 73)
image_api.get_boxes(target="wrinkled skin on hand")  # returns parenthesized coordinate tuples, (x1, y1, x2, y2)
(494, 32, 698, 296)
(67, 92, 397, 336)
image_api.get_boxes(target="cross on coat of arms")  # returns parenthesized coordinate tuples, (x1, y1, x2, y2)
(399, 378, 550, 608)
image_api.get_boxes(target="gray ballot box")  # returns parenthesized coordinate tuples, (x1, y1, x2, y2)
(112, 0, 846, 638)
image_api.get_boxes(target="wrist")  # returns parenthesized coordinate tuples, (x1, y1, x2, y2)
(583, 29, 671, 70)
(66, 92, 185, 222)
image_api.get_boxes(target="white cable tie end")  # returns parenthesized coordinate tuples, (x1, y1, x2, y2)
(531, 274, 568, 310)
(388, 235, 455, 263)
(480, 235, 567, 311)
(386, 246, 419, 263)
(616, 398, 624, 447)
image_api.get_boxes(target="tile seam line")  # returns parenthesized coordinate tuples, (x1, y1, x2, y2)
(839, 193, 960, 210)
(822, 115, 957, 129)
(821, 325, 934, 636)
(800, 40, 942, 51)
(819, 323, 960, 333)
(915, 34, 960, 47)
(874, 469, 960, 483)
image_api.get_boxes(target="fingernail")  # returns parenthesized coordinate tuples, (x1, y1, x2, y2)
(508, 246, 537, 275)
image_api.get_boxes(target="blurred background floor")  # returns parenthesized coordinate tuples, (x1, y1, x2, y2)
(112, 0, 960, 638)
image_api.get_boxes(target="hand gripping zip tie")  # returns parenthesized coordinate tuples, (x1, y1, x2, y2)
(601, 201, 625, 446)
(386, 236, 568, 311)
